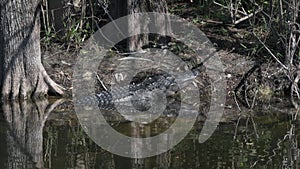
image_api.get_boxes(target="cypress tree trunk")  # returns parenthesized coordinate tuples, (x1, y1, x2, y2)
(110, 0, 127, 20)
(149, 0, 171, 45)
(0, 0, 64, 100)
(127, 0, 171, 51)
(127, 0, 149, 51)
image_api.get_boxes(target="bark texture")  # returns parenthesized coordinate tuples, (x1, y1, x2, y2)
(127, 0, 171, 51)
(128, 0, 149, 51)
(0, 0, 64, 100)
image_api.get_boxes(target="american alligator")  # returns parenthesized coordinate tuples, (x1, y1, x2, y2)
(75, 62, 205, 111)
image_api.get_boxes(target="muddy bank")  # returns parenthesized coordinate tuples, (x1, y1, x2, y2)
(42, 44, 295, 126)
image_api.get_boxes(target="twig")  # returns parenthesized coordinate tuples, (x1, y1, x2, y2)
(293, 108, 299, 120)
(234, 9, 262, 25)
(234, 64, 260, 108)
(244, 82, 251, 108)
(117, 50, 148, 56)
(229, 0, 234, 23)
(291, 73, 300, 109)
(118, 56, 154, 62)
(213, 0, 247, 15)
(250, 90, 258, 109)
(250, 115, 259, 139)
(95, 72, 108, 91)
(233, 92, 242, 111)
(234, 112, 249, 139)
(97, 0, 126, 38)
(234, 115, 243, 139)
(253, 32, 288, 70)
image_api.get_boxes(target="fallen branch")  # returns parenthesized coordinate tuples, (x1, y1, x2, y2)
(234, 8, 262, 25)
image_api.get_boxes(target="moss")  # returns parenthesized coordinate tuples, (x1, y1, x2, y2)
(257, 84, 273, 101)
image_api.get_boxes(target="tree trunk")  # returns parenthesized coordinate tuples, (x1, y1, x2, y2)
(149, 0, 171, 45)
(127, 0, 171, 51)
(110, 0, 127, 20)
(128, 0, 149, 51)
(0, 0, 64, 100)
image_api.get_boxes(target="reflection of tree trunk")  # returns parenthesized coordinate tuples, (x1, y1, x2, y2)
(2, 99, 63, 168)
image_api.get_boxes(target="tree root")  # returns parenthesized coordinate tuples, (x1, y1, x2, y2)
(1, 65, 65, 101)
(41, 66, 65, 96)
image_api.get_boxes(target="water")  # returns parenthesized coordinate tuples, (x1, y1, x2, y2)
(0, 100, 299, 169)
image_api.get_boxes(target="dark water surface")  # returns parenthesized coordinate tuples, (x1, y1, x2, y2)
(0, 101, 299, 169)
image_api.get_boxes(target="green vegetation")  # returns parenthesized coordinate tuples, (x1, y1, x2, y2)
(41, 0, 106, 50)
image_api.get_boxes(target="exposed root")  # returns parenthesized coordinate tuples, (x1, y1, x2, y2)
(1, 65, 65, 101)
(41, 67, 65, 96)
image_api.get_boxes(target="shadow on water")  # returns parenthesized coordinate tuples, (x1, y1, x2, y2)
(0, 99, 299, 168)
